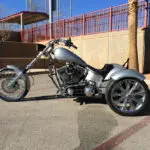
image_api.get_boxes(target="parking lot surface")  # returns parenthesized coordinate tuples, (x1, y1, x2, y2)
(0, 74, 150, 150)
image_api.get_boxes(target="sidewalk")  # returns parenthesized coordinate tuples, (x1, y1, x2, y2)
(0, 74, 150, 150)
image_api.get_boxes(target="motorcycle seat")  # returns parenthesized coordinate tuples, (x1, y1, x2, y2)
(87, 64, 113, 78)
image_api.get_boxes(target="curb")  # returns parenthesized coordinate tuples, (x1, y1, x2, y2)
(27, 70, 49, 76)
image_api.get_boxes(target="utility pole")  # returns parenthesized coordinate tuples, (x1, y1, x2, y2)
(57, 0, 60, 21)
(70, 0, 72, 17)
(26, 0, 28, 11)
(49, 0, 52, 23)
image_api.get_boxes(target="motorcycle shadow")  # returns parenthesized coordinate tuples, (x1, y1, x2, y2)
(21, 95, 66, 102)
(73, 96, 106, 105)
(21, 95, 106, 105)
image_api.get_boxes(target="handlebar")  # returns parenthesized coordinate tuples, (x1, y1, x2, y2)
(47, 38, 78, 49)
(71, 44, 77, 49)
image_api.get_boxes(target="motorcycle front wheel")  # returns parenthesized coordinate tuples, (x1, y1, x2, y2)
(105, 78, 149, 116)
(0, 68, 29, 101)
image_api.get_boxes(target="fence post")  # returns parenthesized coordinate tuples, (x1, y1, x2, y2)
(144, 0, 148, 28)
(109, 6, 112, 32)
(50, 23, 52, 39)
(45, 24, 47, 40)
(27, 30, 30, 42)
(82, 14, 85, 35)
(32, 28, 34, 42)
(21, 30, 23, 41)
(63, 19, 65, 37)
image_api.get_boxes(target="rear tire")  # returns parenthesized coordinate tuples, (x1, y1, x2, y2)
(105, 78, 149, 116)
(0, 68, 29, 101)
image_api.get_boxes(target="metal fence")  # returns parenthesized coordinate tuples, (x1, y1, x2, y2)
(22, 1, 147, 42)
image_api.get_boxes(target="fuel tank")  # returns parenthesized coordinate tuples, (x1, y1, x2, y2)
(54, 47, 87, 67)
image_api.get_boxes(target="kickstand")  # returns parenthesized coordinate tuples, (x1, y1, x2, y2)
(55, 89, 60, 98)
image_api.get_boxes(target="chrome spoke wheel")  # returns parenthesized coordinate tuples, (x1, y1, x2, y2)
(0, 69, 27, 101)
(111, 79, 146, 113)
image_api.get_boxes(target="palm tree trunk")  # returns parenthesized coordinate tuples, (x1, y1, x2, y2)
(128, 0, 139, 71)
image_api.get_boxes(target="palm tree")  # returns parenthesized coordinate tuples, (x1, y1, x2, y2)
(128, 0, 139, 71)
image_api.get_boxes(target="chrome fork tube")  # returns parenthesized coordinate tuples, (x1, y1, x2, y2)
(25, 51, 44, 70)
(8, 47, 49, 87)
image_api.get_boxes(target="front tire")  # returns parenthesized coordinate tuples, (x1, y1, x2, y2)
(0, 68, 29, 101)
(105, 78, 149, 116)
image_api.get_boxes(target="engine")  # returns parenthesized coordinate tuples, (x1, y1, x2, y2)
(57, 63, 86, 85)
(57, 64, 98, 97)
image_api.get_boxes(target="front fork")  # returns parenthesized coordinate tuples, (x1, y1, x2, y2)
(8, 69, 26, 87)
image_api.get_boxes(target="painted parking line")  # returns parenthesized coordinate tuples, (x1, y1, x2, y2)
(93, 116, 150, 150)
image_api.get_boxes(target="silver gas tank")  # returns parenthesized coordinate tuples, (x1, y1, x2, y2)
(54, 47, 87, 67)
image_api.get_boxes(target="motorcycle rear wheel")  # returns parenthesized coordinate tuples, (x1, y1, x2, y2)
(105, 78, 149, 116)
(0, 68, 29, 101)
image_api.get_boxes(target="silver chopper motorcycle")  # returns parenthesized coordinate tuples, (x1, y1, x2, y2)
(0, 38, 149, 116)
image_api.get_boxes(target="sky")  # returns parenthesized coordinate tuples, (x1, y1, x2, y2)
(0, 0, 143, 18)
(72, 0, 127, 15)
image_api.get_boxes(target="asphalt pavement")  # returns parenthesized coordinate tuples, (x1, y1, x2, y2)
(0, 74, 150, 150)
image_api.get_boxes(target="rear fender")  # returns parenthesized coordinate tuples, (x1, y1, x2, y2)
(106, 69, 145, 81)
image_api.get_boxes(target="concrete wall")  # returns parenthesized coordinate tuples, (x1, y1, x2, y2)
(38, 29, 145, 73)
(0, 42, 45, 69)
(1, 29, 148, 73)
(0, 30, 21, 42)
(0, 41, 63, 69)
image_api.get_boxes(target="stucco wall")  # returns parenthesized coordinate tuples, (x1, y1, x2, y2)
(38, 29, 145, 73)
